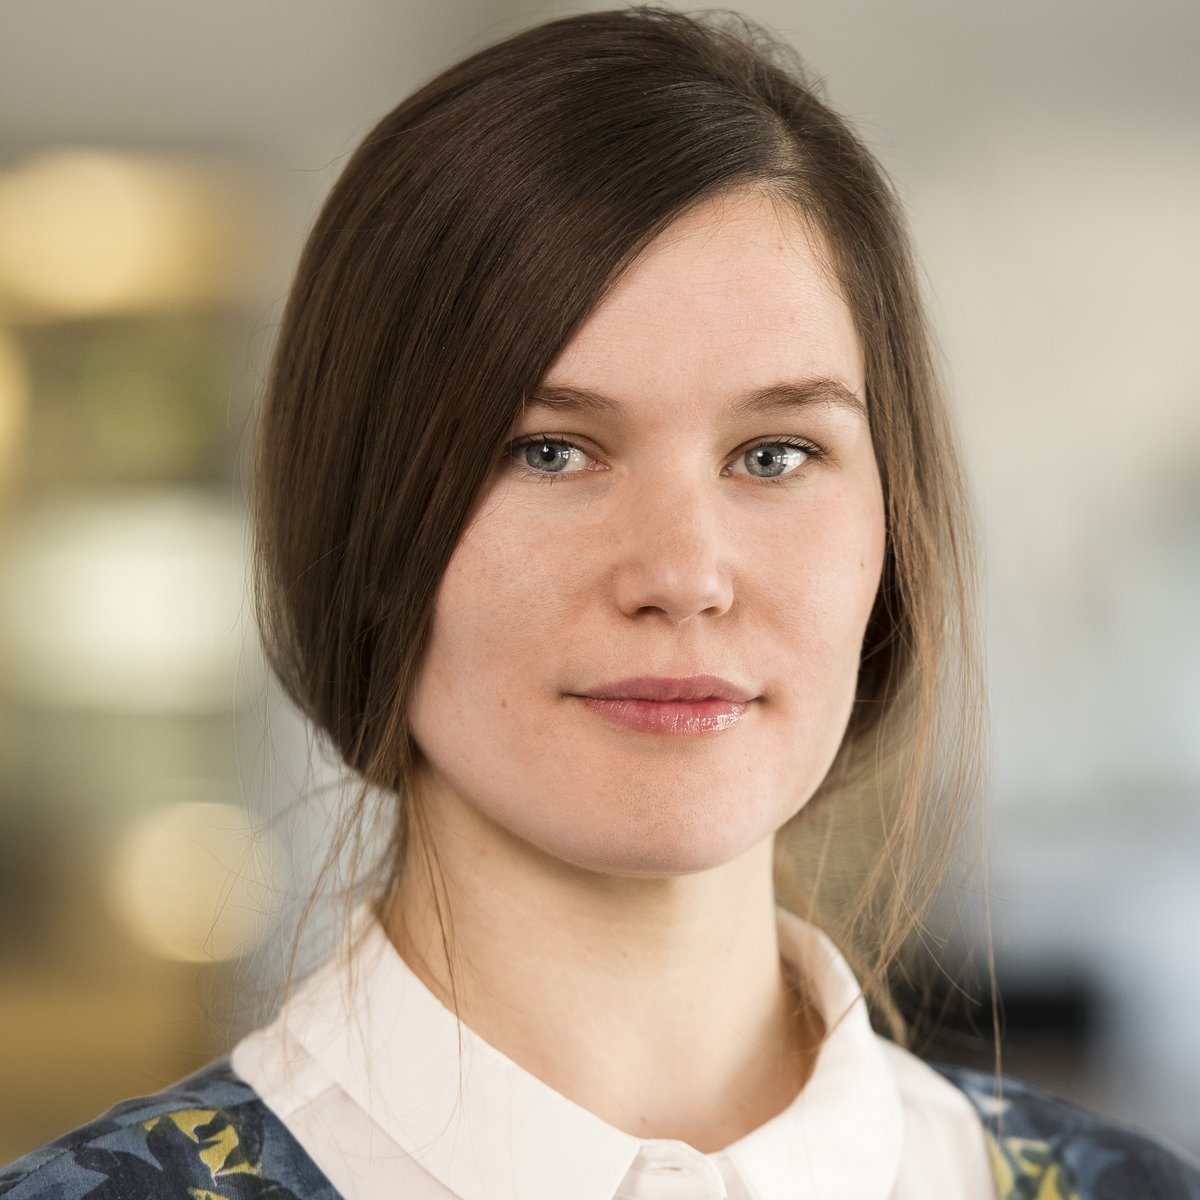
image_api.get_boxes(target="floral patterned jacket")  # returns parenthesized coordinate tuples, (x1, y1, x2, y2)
(2, 1059, 1197, 1199)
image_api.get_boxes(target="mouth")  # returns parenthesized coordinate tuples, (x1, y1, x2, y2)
(572, 674, 758, 704)
(568, 676, 757, 735)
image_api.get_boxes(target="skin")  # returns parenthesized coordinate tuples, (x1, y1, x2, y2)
(387, 187, 887, 1152)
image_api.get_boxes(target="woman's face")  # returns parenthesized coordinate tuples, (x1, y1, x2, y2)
(407, 189, 886, 878)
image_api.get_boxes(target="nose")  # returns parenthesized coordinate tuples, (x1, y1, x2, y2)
(610, 475, 735, 624)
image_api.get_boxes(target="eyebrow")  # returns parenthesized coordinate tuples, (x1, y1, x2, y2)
(522, 377, 867, 423)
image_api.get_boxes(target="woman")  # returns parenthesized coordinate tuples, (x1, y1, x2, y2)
(4, 7, 1197, 1199)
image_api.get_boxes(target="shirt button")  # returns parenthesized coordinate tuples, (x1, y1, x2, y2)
(613, 1140, 729, 1200)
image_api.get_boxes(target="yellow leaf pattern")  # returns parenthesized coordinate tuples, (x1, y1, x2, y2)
(987, 1131, 1083, 1200)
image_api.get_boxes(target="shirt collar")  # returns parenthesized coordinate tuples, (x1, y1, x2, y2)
(282, 904, 903, 1200)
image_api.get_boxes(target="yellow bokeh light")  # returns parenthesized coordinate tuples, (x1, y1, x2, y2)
(107, 800, 287, 963)
(0, 148, 259, 318)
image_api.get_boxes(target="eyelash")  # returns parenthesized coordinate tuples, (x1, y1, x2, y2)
(503, 433, 826, 487)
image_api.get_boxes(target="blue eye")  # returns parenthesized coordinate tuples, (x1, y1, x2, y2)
(514, 437, 589, 475)
(733, 441, 814, 479)
(504, 434, 823, 482)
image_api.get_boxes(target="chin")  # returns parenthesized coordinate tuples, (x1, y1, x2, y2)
(521, 794, 787, 880)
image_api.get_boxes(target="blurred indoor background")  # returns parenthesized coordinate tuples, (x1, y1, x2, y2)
(1, 0, 1197, 1162)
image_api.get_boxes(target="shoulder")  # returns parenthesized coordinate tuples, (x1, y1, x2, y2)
(930, 1061, 1200, 1200)
(0, 1059, 342, 1200)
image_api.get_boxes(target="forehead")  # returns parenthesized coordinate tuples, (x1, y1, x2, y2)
(542, 190, 863, 409)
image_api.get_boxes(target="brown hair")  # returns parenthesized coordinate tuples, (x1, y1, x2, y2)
(252, 5, 988, 1052)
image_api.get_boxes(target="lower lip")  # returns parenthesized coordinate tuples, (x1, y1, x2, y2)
(573, 696, 751, 734)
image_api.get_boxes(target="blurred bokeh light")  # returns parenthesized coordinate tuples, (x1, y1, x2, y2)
(0, 133, 277, 1159)
(1, 492, 257, 711)
(0, 148, 265, 319)
(107, 799, 287, 963)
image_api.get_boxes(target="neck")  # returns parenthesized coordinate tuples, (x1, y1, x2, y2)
(380, 788, 825, 1152)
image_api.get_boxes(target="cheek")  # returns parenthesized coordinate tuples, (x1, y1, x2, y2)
(788, 473, 884, 597)
(408, 505, 565, 730)
(763, 484, 887, 702)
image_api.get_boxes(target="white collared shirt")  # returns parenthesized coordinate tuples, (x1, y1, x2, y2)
(231, 906, 995, 1199)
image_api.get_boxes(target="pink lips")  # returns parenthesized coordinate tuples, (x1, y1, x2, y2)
(571, 675, 756, 734)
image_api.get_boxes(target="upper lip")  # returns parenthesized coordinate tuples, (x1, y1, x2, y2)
(574, 675, 757, 703)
